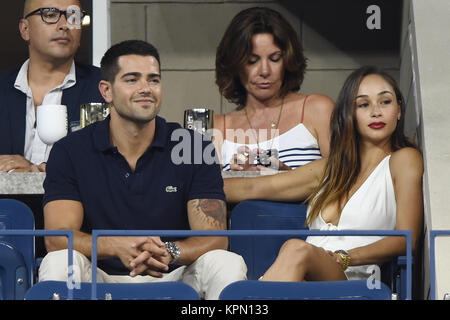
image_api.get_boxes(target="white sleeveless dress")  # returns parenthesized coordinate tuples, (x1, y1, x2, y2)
(221, 123, 321, 171)
(305, 155, 396, 280)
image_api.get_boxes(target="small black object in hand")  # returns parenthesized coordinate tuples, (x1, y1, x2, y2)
(255, 149, 278, 167)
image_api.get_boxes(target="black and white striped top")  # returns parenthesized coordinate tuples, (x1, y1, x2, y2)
(221, 123, 322, 171)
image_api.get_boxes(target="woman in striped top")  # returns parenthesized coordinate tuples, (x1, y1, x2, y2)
(214, 7, 334, 171)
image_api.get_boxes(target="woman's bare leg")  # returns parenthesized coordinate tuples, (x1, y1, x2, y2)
(261, 239, 347, 282)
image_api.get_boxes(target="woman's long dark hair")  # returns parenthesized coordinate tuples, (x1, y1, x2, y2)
(306, 66, 418, 226)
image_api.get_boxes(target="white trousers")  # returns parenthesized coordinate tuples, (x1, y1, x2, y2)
(38, 249, 247, 300)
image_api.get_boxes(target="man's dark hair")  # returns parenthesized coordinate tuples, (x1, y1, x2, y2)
(100, 40, 161, 83)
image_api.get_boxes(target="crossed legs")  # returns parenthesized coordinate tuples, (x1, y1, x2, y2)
(261, 239, 347, 282)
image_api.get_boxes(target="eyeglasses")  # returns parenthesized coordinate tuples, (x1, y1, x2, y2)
(24, 7, 87, 26)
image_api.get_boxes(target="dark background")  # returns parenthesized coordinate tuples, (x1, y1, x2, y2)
(0, 0, 403, 71)
(280, 0, 403, 53)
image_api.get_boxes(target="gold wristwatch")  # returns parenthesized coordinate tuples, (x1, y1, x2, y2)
(334, 250, 351, 271)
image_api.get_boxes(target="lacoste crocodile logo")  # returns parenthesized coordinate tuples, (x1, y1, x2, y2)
(165, 186, 178, 193)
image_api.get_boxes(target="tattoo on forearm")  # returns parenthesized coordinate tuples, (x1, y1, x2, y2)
(193, 199, 226, 229)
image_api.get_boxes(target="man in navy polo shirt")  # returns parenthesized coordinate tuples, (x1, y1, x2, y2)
(38, 40, 247, 299)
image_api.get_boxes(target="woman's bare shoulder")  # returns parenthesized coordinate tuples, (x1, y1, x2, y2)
(305, 93, 335, 112)
(213, 113, 225, 132)
(390, 147, 424, 178)
(215, 108, 247, 132)
(214, 110, 239, 129)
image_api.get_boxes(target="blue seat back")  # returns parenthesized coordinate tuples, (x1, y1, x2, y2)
(26, 281, 200, 300)
(0, 242, 29, 300)
(229, 200, 308, 280)
(0, 199, 35, 297)
(219, 280, 392, 300)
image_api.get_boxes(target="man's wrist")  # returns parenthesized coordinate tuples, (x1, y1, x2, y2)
(98, 236, 117, 258)
(165, 241, 181, 265)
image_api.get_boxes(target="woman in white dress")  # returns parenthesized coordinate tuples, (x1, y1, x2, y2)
(224, 66, 423, 281)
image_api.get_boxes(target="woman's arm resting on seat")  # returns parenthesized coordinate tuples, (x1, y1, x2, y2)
(223, 158, 326, 203)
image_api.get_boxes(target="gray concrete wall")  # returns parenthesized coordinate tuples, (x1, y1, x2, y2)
(399, 0, 418, 142)
(398, 0, 425, 299)
(409, 0, 450, 300)
(109, 0, 401, 125)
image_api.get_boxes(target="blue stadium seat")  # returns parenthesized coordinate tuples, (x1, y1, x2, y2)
(229, 200, 308, 280)
(219, 280, 393, 300)
(0, 199, 35, 299)
(429, 230, 450, 300)
(381, 255, 409, 299)
(26, 281, 200, 300)
(0, 242, 29, 300)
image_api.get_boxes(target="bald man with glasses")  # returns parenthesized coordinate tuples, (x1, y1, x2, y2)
(0, 0, 104, 172)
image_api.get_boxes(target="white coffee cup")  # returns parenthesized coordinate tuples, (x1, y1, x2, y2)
(36, 104, 68, 145)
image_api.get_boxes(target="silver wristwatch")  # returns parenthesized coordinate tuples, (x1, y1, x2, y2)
(165, 241, 181, 265)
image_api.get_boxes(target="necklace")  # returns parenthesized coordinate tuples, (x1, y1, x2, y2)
(244, 97, 285, 149)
